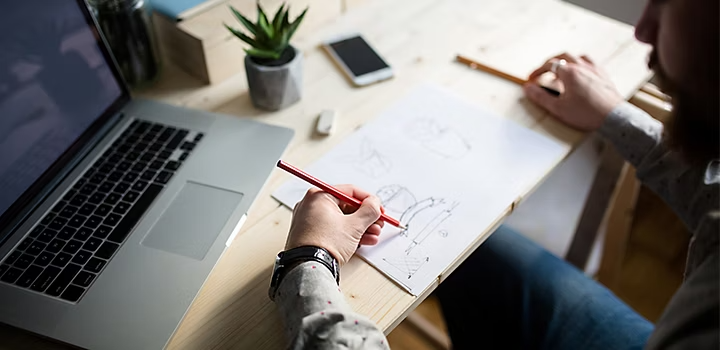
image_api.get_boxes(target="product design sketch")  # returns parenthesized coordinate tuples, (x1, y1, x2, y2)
(377, 185, 459, 279)
(339, 138, 393, 178)
(405, 117, 471, 159)
(272, 85, 572, 295)
(382, 255, 430, 280)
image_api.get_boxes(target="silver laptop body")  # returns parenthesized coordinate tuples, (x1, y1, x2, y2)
(0, 1, 293, 349)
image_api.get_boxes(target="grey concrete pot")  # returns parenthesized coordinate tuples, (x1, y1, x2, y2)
(244, 46, 303, 111)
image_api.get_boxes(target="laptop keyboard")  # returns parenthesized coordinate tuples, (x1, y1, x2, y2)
(0, 120, 203, 303)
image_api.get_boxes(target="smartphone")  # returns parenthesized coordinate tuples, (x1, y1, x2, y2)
(323, 34, 393, 86)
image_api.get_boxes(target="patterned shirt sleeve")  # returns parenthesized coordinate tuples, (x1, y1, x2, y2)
(598, 102, 719, 236)
(275, 261, 389, 350)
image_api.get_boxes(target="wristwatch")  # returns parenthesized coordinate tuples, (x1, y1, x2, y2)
(268, 246, 339, 301)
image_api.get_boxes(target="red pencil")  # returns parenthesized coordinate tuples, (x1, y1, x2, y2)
(277, 160, 405, 229)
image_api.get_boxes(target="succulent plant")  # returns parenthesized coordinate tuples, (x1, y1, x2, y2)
(224, 3, 307, 61)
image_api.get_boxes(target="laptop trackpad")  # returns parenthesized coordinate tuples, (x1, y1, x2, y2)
(142, 182, 243, 260)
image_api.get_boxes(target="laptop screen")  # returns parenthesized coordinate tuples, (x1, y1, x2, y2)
(0, 1, 127, 231)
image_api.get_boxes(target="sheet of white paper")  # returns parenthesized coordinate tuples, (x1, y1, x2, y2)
(273, 85, 567, 295)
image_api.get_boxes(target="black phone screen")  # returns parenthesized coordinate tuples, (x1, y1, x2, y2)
(329, 36, 390, 77)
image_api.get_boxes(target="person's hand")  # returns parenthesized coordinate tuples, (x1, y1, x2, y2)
(523, 53, 624, 131)
(286, 185, 384, 266)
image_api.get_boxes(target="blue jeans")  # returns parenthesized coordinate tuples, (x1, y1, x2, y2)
(436, 226, 654, 350)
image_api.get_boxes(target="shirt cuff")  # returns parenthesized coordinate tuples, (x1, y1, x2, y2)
(597, 101, 664, 164)
(598, 101, 663, 141)
(275, 261, 351, 339)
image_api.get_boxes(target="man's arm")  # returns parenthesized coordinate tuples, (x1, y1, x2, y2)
(272, 185, 389, 349)
(598, 102, 719, 232)
(523, 53, 718, 233)
(276, 262, 388, 349)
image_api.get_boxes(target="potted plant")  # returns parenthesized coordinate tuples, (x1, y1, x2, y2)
(225, 3, 307, 111)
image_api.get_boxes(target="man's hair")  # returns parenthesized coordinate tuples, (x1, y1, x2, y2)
(649, 50, 719, 164)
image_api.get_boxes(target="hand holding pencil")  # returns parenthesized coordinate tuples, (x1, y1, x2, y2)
(277, 160, 404, 228)
(278, 160, 400, 265)
(285, 183, 386, 266)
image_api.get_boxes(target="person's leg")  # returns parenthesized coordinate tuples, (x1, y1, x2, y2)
(436, 225, 653, 350)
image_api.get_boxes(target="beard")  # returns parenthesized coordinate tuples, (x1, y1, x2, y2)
(648, 50, 719, 164)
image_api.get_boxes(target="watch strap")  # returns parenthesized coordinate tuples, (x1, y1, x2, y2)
(280, 246, 338, 280)
(269, 246, 339, 301)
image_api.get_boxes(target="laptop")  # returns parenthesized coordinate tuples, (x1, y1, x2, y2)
(0, 0, 293, 348)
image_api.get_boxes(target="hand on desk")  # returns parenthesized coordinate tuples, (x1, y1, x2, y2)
(523, 52, 624, 131)
(286, 184, 384, 266)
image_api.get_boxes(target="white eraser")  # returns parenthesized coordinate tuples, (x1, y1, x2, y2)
(316, 110, 336, 135)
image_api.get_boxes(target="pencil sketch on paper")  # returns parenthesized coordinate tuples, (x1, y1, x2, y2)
(376, 185, 459, 279)
(383, 255, 430, 280)
(273, 85, 571, 295)
(337, 138, 393, 178)
(403, 201, 458, 255)
(405, 118, 471, 159)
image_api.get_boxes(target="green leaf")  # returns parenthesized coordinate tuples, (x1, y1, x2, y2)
(226, 1, 300, 57)
(229, 6, 257, 36)
(287, 7, 308, 40)
(281, 6, 290, 29)
(253, 25, 270, 44)
(246, 48, 281, 60)
(257, 2, 274, 39)
(277, 30, 290, 51)
(265, 30, 288, 55)
(225, 24, 261, 48)
(271, 4, 285, 32)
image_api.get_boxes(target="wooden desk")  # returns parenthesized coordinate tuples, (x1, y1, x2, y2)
(0, 0, 650, 348)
